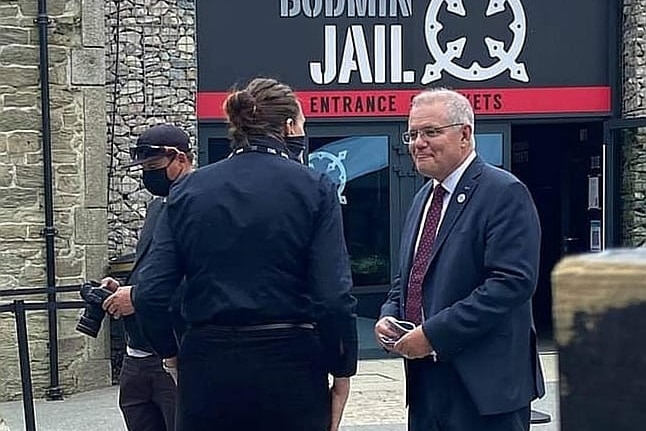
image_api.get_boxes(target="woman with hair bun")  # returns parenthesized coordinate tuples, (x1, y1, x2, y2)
(134, 77, 358, 431)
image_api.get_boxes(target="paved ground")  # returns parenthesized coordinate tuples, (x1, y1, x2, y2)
(0, 352, 559, 431)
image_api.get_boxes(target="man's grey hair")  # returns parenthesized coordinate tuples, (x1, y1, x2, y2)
(411, 88, 476, 147)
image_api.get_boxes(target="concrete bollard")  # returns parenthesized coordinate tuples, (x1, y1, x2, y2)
(552, 249, 646, 431)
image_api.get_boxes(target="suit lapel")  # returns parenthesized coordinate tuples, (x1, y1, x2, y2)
(130, 198, 164, 276)
(428, 158, 484, 265)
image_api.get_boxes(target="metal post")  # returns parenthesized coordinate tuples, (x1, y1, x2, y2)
(15, 301, 37, 431)
(34, 0, 62, 400)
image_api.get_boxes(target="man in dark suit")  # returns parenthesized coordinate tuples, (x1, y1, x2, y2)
(375, 89, 545, 431)
(101, 124, 193, 431)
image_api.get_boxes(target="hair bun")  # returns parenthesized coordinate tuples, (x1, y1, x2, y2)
(224, 90, 256, 124)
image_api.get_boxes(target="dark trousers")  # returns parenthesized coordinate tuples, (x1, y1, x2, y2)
(407, 360, 530, 431)
(177, 325, 330, 431)
(119, 354, 177, 431)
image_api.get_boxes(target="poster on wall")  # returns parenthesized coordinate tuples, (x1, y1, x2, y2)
(588, 176, 600, 209)
(590, 220, 602, 252)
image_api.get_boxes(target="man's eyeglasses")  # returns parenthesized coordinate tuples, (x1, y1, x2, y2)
(401, 123, 463, 145)
(129, 144, 182, 161)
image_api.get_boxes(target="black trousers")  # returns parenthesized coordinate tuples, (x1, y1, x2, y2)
(119, 354, 177, 431)
(407, 360, 530, 431)
(177, 325, 330, 431)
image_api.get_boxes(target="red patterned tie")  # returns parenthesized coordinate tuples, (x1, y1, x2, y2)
(405, 185, 446, 325)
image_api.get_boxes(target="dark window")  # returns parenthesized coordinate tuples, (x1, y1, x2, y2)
(309, 136, 390, 287)
(207, 138, 231, 164)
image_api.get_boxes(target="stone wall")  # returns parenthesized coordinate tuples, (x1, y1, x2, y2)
(106, 0, 196, 260)
(622, 0, 646, 246)
(0, 0, 110, 401)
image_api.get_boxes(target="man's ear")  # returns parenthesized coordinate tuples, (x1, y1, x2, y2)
(462, 124, 472, 145)
(284, 118, 295, 136)
(177, 152, 189, 164)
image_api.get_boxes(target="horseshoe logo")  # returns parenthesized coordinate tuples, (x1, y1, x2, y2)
(421, 0, 529, 84)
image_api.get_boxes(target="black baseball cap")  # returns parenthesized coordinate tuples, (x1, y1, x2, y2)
(124, 124, 190, 168)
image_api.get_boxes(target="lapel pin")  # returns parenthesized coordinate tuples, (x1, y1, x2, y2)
(457, 193, 466, 204)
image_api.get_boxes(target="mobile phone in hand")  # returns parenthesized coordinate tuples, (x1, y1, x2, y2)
(386, 318, 416, 336)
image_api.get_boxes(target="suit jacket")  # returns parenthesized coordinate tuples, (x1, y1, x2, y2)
(381, 156, 546, 415)
(122, 197, 165, 352)
(127, 197, 185, 353)
(131, 198, 165, 282)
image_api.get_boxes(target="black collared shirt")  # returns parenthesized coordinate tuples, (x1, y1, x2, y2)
(133, 137, 358, 377)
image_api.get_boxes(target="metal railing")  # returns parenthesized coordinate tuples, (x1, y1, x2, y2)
(0, 285, 85, 431)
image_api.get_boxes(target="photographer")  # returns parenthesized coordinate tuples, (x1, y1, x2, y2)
(102, 124, 192, 431)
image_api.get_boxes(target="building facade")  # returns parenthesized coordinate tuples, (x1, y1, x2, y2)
(0, 0, 195, 402)
(0, 0, 645, 403)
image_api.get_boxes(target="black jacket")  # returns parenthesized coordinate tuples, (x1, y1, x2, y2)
(126, 198, 185, 353)
(122, 198, 165, 353)
(133, 137, 358, 377)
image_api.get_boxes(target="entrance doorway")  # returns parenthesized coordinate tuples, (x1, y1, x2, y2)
(511, 122, 604, 340)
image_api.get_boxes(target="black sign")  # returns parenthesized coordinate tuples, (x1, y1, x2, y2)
(197, 0, 611, 91)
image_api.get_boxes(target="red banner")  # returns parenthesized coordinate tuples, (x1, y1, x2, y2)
(198, 86, 611, 120)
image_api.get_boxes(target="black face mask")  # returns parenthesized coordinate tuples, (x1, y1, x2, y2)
(142, 168, 173, 197)
(284, 135, 308, 164)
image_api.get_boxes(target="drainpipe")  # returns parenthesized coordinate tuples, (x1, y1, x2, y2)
(35, 0, 62, 401)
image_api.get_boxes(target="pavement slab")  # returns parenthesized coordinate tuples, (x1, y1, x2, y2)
(0, 353, 560, 431)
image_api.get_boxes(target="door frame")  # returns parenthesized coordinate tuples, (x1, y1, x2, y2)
(306, 120, 407, 293)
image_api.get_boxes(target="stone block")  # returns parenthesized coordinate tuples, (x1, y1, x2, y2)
(553, 249, 646, 431)
(49, 63, 68, 86)
(0, 164, 13, 187)
(83, 87, 107, 207)
(0, 45, 67, 67)
(85, 244, 108, 280)
(0, 26, 29, 45)
(0, 223, 26, 240)
(0, 108, 40, 133)
(18, 263, 46, 286)
(55, 174, 81, 194)
(53, 191, 80, 208)
(14, 164, 43, 188)
(82, 0, 104, 48)
(3, 91, 38, 108)
(52, 149, 79, 164)
(56, 164, 78, 175)
(56, 250, 83, 278)
(0, 5, 19, 21)
(51, 127, 78, 152)
(69, 357, 112, 393)
(7, 131, 40, 154)
(0, 187, 38, 209)
(74, 207, 107, 245)
(18, 0, 65, 17)
(0, 66, 38, 88)
(71, 48, 104, 85)
(49, 87, 78, 110)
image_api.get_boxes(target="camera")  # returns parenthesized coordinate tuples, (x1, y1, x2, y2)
(76, 280, 114, 338)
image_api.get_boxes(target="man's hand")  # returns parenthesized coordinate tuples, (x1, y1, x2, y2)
(100, 276, 120, 293)
(163, 357, 178, 385)
(329, 377, 350, 431)
(102, 286, 135, 319)
(393, 326, 433, 360)
(374, 316, 402, 351)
